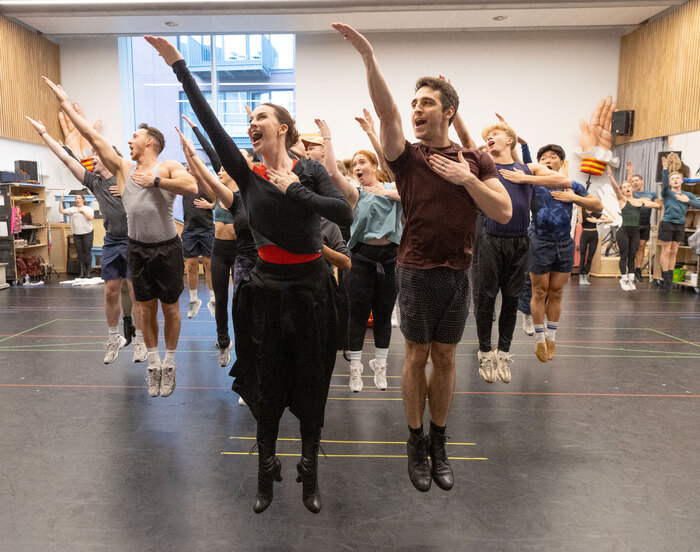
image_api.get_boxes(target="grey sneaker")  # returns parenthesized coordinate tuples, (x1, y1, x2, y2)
(368, 358, 387, 390)
(216, 341, 232, 367)
(522, 313, 535, 336)
(147, 363, 161, 397)
(478, 350, 497, 383)
(207, 299, 216, 317)
(104, 335, 127, 364)
(160, 358, 176, 397)
(187, 298, 202, 318)
(349, 360, 363, 392)
(132, 340, 147, 363)
(494, 349, 513, 383)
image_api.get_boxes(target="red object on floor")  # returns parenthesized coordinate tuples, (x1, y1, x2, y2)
(367, 312, 373, 327)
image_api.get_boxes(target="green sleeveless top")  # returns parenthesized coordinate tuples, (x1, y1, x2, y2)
(621, 200, 640, 227)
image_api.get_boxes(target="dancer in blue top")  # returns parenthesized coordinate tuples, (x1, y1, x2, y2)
(658, 154, 700, 290)
(529, 145, 603, 363)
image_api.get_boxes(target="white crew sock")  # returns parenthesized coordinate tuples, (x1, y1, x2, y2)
(134, 329, 143, 343)
(164, 349, 176, 364)
(108, 326, 119, 339)
(374, 347, 389, 366)
(534, 324, 545, 343)
(189, 289, 198, 302)
(209, 289, 216, 302)
(348, 350, 362, 362)
(545, 321, 559, 341)
(147, 347, 160, 365)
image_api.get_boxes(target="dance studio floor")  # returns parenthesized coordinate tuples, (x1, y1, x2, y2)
(1, 277, 698, 551)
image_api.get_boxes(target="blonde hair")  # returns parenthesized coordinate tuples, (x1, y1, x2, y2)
(481, 123, 517, 150)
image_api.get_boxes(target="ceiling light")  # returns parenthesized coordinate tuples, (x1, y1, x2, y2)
(492, 15, 509, 21)
(164, 21, 179, 27)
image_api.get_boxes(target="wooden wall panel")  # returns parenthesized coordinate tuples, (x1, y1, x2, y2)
(616, 0, 700, 144)
(0, 15, 61, 144)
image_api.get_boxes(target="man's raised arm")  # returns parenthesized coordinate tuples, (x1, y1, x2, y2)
(42, 77, 125, 179)
(331, 23, 405, 162)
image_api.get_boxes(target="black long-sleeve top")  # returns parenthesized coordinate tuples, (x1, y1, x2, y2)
(172, 60, 353, 255)
(191, 125, 222, 173)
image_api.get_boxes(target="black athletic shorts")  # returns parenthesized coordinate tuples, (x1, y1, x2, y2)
(181, 227, 214, 258)
(658, 221, 684, 243)
(396, 265, 470, 345)
(638, 226, 650, 242)
(127, 236, 185, 304)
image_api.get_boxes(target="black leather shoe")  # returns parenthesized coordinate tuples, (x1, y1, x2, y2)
(296, 436, 322, 514)
(428, 431, 454, 491)
(253, 440, 283, 514)
(122, 316, 135, 347)
(407, 432, 432, 492)
(634, 268, 643, 283)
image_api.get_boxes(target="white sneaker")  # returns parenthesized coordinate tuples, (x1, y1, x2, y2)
(626, 274, 636, 291)
(494, 349, 513, 383)
(238, 396, 246, 406)
(207, 299, 216, 317)
(349, 360, 363, 392)
(147, 362, 161, 397)
(582, 274, 591, 285)
(522, 313, 534, 336)
(104, 335, 127, 364)
(216, 341, 232, 367)
(160, 358, 176, 397)
(620, 277, 630, 291)
(187, 298, 202, 318)
(368, 358, 387, 390)
(132, 340, 147, 363)
(478, 350, 497, 383)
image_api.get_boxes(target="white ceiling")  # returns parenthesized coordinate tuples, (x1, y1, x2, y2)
(0, 1, 684, 35)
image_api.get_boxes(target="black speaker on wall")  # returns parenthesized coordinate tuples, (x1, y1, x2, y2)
(611, 110, 634, 136)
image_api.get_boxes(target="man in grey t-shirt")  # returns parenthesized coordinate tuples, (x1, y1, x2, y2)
(26, 115, 146, 365)
(43, 78, 197, 398)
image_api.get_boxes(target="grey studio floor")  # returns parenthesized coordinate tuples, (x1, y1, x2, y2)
(1, 275, 699, 552)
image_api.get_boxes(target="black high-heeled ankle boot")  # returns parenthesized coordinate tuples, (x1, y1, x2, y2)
(122, 316, 135, 346)
(253, 439, 282, 514)
(296, 432, 322, 514)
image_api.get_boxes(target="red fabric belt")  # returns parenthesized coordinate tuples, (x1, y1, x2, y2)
(257, 245, 321, 264)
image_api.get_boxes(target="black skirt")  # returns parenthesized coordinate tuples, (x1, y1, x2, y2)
(229, 256, 339, 427)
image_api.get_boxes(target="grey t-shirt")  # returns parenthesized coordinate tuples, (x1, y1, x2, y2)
(121, 164, 177, 243)
(320, 217, 350, 270)
(83, 171, 128, 238)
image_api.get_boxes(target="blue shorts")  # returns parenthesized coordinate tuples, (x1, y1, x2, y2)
(181, 227, 214, 258)
(529, 233, 575, 275)
(101, 234, 130, 281)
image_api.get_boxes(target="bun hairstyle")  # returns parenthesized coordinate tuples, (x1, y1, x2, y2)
(261, 103, 300, 149)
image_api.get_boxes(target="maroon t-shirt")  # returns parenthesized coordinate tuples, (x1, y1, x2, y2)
(387, 140, 499, 271)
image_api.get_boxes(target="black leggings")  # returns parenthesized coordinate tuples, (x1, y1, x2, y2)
(345, 243, 397, 352)
(74, 231, 93, 278)
(211, 238, 237, 348)
(617, 226, 639, 275)
(579, 230, 598, 275)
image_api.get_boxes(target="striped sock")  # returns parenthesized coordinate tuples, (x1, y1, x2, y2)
(546, 321, 559, 341)
(534, 324, 545, 343)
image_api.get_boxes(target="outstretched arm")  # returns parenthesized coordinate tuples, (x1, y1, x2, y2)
(355, 108, 394, 181)
(26, 117, 87, 183)
(498, 163, 571, 189)
(145, 36, 250, 187)
(176, 127, 234, 208)
(607, 165, 624, 202)
(41, 77, 125, 179)
(315, 118, 359, 208)
(332, 23, 405, 162)
(182, 114, 223, 173)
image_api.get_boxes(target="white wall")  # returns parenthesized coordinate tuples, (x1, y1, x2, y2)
(296, 29, 623, 178)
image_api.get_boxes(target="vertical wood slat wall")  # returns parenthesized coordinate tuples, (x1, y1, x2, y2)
(616, 0, 700, 144)
(0, 15, 61, 145)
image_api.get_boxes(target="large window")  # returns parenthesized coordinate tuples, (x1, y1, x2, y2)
(121, 33, 296, 159)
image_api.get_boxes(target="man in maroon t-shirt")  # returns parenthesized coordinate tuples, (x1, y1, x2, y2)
(334, 23, 512, 493)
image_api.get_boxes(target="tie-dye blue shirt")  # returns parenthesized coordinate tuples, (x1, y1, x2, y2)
(530, 180, 588, 241)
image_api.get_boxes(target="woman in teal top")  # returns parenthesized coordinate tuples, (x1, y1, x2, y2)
(609, 167, 658, 291)
(315, 119, 403, 393)
(659, 154, 700, 289)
